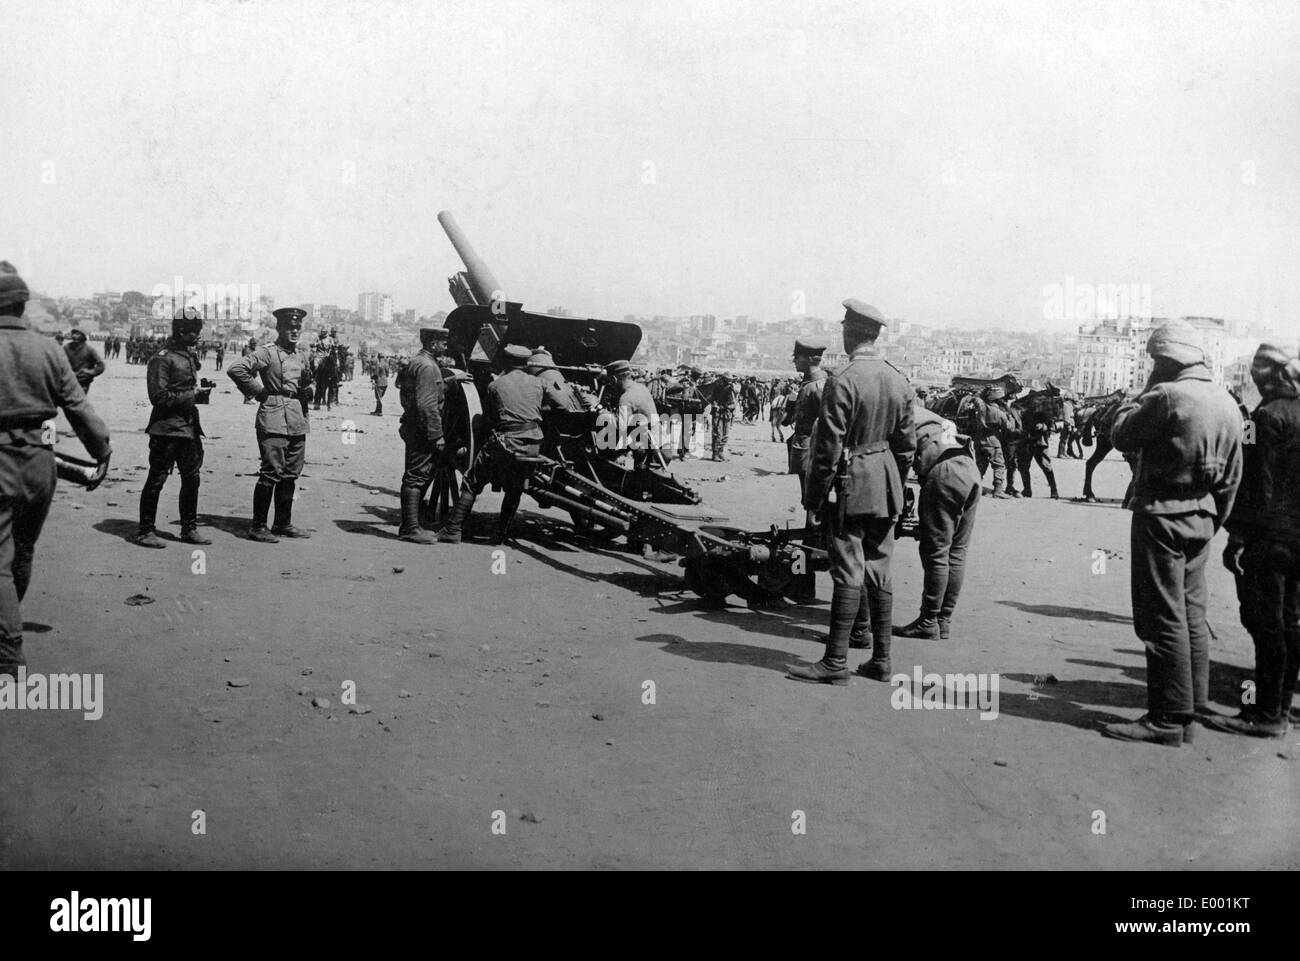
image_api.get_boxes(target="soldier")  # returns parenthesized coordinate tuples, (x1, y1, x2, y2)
(708, 373, 736, 462)
(530, 347, 583, 412)
(396, 329, 445, 545)
(439, 344, 543, 546)
(1101, 320, 1243, 747)
(0, 262, 112, 677)
(787, 299, 915, 685)
(1215, 345, 1300, 738)
(1013, 405, 1059, 498)
(971, 385, 1013, 499)
(64, 329, 105, 395)
(370, 355, 389, 416)
(133, 307, 210, 548)
(893, 405, 980, 639)
(214, 342, 225, 371)
(783, 340, 828, 602)
(226, 307, 313, 543)
(605, 360, 660, 468)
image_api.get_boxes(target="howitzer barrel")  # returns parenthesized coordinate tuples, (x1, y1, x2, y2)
(437, 210, 503, 307)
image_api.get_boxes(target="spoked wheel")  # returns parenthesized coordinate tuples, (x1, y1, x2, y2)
(425, 378, 485, 528)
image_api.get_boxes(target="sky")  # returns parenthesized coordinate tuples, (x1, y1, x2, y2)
(2, 0, 1298, 334)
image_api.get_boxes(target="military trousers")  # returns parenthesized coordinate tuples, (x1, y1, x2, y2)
(917, 455, 981, 620)
(140, 436, 204, 534)
(256, 431, 306, 488)
(1233, 539, 1300, 720)
(1130, 510, 1215, 720)
(828, 513, 896, 590)
(974, 437, 1006, 492)
(401, 436, 436, 492)
(1013, 445, 1057, 496)
(0, 445, 56, 644)
(711, 413, 732, 459)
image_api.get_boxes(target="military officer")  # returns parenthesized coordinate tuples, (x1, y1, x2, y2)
(782, 339, 828, 602)
(395, 328, 446, 545)
(226, 307, 313, 543)
(0, 262, 112, 677)
(787, 299, 915, 686)
(439, 344, 543, 545)
(1101, 320, 1243, 747)
(133, 307, 209, 548)
(893, 405, 981, 639)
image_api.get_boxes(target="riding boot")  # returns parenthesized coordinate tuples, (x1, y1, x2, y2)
(849, 585, 872, 649)
(272, 481, 311, 538)
(786, 584, 858, 684)
(494, 491, 522, 545)
(1046, 471, 1059, 499)
(856, 587, 893, 680)
(438, 488, 477, 543)
(249, 484, 279, 542)
(398, 487, 437, 544)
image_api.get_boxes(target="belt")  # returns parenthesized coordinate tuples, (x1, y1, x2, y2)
(845, 440, 890, 457)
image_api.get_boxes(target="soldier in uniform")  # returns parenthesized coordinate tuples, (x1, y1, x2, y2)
(709, 373, 736, 462)
(439, 344, 543, 546)
(605, 360, 660, 469)
(1013, 405, 1059, 498)
(133, 307, 210, 548)
(396, 328, 445, 545)
(787, 299, 915, 686)
(782, 339, 828, 602)
(1101, 320, 1243, 747)
(0, 262, 112, 677)
(64, 329, 105, 395)
(530, 347, 583, 412)
(1215, 345, 1300, 738)
(893, 405, 981, 639)
(971, 385, 1014, 498)
(370, 355, 389, 416)
(226, 307, 313, 543)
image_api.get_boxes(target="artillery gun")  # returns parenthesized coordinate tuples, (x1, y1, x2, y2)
(432, 211, 831, 605)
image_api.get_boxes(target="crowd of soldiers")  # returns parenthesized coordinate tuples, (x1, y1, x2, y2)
(1, 255, 1296, 750)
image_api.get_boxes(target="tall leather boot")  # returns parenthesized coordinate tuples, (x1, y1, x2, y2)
(178, 480, 210, 545)
(849, 586, 871, 649)
(857, 585, 893, 680)
(273, 481, 310, 538)
(494, 491, 522, 545)
(249, 484, 279, 543)
(1046, 470, 1059, 499)
(398, 487, 437, 544)
(0, 633, 24, 678)
(786, 584, 858, 685)
(438, 488, 477, 543)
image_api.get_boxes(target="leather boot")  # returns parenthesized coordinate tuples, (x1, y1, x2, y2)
(494, 491, 521, 545)
(249, 484, 279, 542)
(893, 616, 940, 639)
(1046, 472, 1059, 499)
(786, 584, 858, 684)
(398, 487, 437, 544)
(178, 481, 210, 544)
(848, 586, 871, 649)
(272, 481, 311, 538)
(856, 587, 893, 680)
(438, 488, 477, 543)
(0, 634, 24, 678)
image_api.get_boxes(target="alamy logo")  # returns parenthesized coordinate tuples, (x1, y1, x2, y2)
(50, 892, 151, 941)
(890, 665, 1000, 720)
(0, 668, 103, 720)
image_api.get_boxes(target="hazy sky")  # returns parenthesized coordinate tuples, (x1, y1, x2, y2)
(3, 0, 1298, 332)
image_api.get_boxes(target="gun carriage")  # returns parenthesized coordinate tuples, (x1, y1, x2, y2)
(430, 211, 831, 604)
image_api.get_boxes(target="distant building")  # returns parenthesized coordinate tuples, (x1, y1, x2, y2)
(358, 292, 394, 325)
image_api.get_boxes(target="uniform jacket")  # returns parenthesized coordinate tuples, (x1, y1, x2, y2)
(488, 368, 544, 452)
(972, 397, 1014, 441)
(538, 368, 584, 412)
(710, 379, 737, 418)
(226, 342, 311, 436)
(64, 341, 105, 386)
(1224, 394, 1300, 543)
(783, 368, 826, 440)
(370, 361, 388, 387)
(804, 345, 916, 517)
(146, 340, 204, 439)
(1110, 363, 1242, 521)
(398, 351, 445, 445)
(0, 318, 110, 456)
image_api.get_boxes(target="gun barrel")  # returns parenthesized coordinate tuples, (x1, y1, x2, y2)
(437, 210, 503, 307)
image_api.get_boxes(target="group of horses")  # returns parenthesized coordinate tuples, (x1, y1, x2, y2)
(922, 377, 1129, 501)
(307, 344, 354, 411)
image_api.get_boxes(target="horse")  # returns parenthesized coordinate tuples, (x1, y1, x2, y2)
(1074, 389, 1128, 501)
(311, 345, 342, 412)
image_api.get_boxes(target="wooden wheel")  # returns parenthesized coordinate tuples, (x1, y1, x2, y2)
(426, 378, 485, 527)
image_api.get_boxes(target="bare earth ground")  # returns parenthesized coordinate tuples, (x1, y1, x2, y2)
(2, 360, 1297, 870)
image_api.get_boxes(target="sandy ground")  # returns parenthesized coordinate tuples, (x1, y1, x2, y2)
(1, 359, 1296, 871)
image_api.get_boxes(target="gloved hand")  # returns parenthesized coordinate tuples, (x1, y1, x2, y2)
(1222, 536, 1247, 577)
